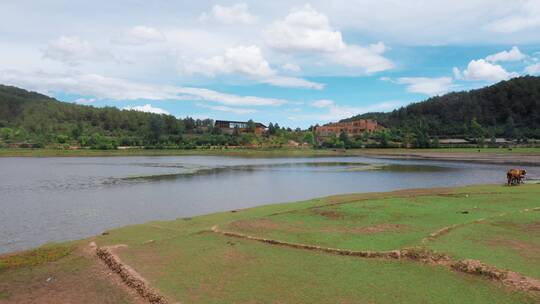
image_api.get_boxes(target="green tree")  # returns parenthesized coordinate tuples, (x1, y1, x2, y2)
(469, 118, 485, 143)
(303, 132, 315, 145)
(148, 116, 165, 144)
(339, 131, 351, 148)
(246, 119, 256, 133)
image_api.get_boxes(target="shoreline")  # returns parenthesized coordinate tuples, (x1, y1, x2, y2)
(1, 147, 540, 165)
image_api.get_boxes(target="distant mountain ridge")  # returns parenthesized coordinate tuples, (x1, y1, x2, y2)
(343, 76, 540, 138)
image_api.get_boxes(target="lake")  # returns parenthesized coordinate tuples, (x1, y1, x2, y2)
(1, 156, 536, 253)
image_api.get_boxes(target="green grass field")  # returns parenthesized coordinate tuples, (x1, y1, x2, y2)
(1, 184, 539, 303)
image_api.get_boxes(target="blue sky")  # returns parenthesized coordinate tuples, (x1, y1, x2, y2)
(1, 1, 540, 128)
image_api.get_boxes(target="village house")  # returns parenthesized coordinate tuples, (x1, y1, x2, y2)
(214, 120, 267, 134)
(315, 119, 381, 137)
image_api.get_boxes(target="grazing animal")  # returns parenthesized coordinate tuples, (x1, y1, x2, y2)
(507, 169, 526, 185)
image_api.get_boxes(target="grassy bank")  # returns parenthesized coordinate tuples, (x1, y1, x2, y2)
(1, 147, 540, 158)
(1, 184, 539, 303)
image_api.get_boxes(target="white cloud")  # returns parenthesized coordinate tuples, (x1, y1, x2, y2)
(311, 99, 334, 108)
(452, 67, 462, 80)
(455, 59, 519, 82)
(488, 16, 540, 33)
(0, 69, 289, 107)
(197, 103, 256, 114)
(525, 63, 540, 75)
(485, 46, 526, 62)
(265, 4, 345, 52)
(179, 45, 324, 89)
(43, 36, 113, 65)
(264, 5, 393, 74)
(281, 63, 301, 72)
(199, 3, 256, 24)
(181, 45, 273, 77)
(112, 26, 166, 45)
(486, 0, 540, 33)
(395, 77, 455, 96)
(124, 104, 170, 115)
(330, 44, 393, 73)
(261, 76, 323, 89)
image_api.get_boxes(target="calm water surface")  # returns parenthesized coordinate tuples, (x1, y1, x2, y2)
(1, 156, 537, 253)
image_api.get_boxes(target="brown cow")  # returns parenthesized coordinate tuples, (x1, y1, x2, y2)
(507, 169, 526, 185)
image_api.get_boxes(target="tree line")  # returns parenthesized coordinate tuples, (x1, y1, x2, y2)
(344, 76, 540, 142)
(0, 85, 313, 149)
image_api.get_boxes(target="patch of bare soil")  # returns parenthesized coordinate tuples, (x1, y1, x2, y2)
(222, 246, 252, 264)
(524, 222, 540, 233)
(0, 244, 145, 304)
(348, 224, 407, 234)
(318, 223, 408, 235)
(488, 239, 540, 260)
(312, 209, 344, 220)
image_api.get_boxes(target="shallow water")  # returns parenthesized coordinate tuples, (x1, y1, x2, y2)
(0, 156, 536, 253)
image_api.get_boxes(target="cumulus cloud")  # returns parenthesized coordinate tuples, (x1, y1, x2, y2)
(0, 69, 288, 107)
(199, 3, 256, 24)
(265, 5, 345, 52)
(264, 5, 393, 74)
(197, 103, 256, 114)
(525, 63, 540, 75)
(179, 45, 324, 89)
(394, 77, 455, 96)
(43, 36, 113, 65)
(485, 46, 526, 62)
(112, 26, 166, 45)
(454, 59, 519, 82)
(124, 104, 170, 115)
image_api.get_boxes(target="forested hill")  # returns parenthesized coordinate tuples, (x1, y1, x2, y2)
(0, 84, 214, 148)
(344, 76, 540, 138)
(0, 84, 308, 149)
